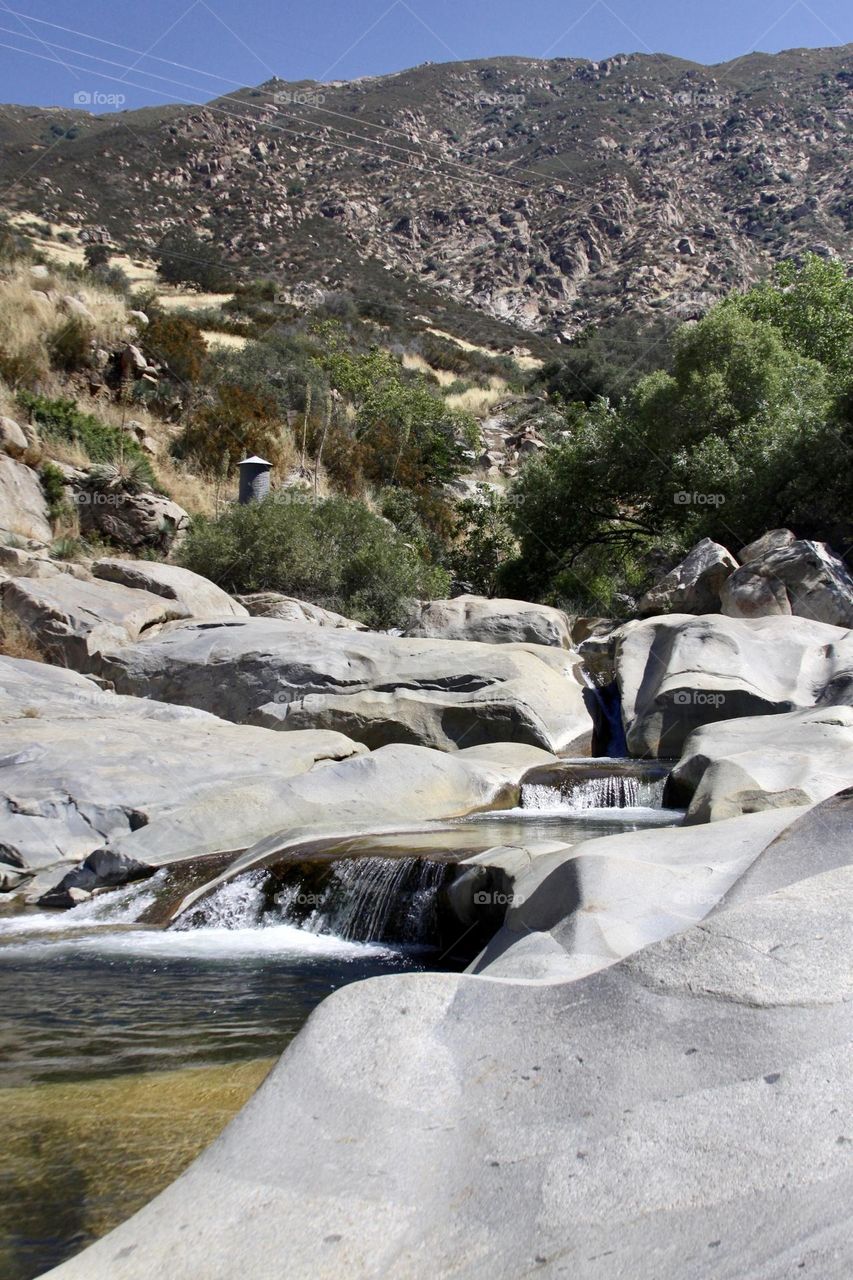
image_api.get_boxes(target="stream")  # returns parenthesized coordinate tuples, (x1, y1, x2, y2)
(0, 759, 682, 1280)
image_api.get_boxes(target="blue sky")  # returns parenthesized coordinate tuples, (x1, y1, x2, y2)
(0, 1, 850, 113)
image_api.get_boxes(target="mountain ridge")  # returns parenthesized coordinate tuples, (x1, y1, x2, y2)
(1, 43, 851, 337)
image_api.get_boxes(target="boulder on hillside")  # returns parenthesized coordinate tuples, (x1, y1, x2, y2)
(93, 559, 247, 619)
(0, 456, 53, 543)
(666, 705, 853, 822)
(736, 528, 797, 564)
(1, 573, 186, 666)
(76, 486, 189, 552)
(615, 612, 853, 757)
(0, 416, 28, 459)
(723, 533, 853, 626)
(637, 538, 737, 616)
(92, 618, 592, 754)
(405, 594, 573, 648)
(234, 592, 366, 630)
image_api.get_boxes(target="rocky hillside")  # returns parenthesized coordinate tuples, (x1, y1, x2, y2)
(1, 45, 851, 337)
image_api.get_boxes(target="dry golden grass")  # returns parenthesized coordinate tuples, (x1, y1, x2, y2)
(400, 352, 457, 386)
(0, 613, 44, 663)
(155, 455, 221, 517)
(157, 290, 234, 312)
(0, 264, 129, 388)
(445, 378, 507, 416)
(201, 330, 247, 350)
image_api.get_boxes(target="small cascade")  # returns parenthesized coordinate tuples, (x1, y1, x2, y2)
(296, 857, 449, 945)
(521, 771, 666, 811)
(172, 870, 266, 932)
(173, 859, 452, 949)
(0, 872, 167, 938)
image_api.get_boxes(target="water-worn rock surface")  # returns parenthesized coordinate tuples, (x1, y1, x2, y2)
(667, 705, 853, 821)
(405, 595, 573, 648)
(614, 612, 853, 757)
(93, 618, 591, 753)
(42, 793, 853, 1280)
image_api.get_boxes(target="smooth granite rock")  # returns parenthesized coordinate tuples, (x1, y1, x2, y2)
(234, 592, 366, 630)
(0, 456, 52, 542)
(0, 655, 364, 871)
(667, 706, 853, 821)
(614, 612, 853, 757)
(638, 538, 737, 616)
(724, 534, 853, 626)
(93, 618, 591, 754)
(43, 805, 852, 1280)
(404, 595, 573, 648)
(1, 573, 185, 666)
(92, 559, 248, 619)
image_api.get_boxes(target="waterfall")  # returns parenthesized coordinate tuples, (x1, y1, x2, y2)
(172, 870, 267, 932)
(521, 774, 665, 811)
(174, 858, 450, 948)
(298, 857, 448, 945)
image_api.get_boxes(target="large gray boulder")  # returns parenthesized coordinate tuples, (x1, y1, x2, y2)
(92, 558, 248, 619)
(76, 486, 189, 552)
(0, 455, 52, 542)
(469, 806, 801, 982)
(615, 613, 853, 757)
(405, 595, 573, 648)
(666, 705, 853, 822)
(723, 533, 853, 626)
(637, 538, 736, 616)
(45, 796, 852, 1280)
(93, 618, 592, 754)
(1, 573, 185, 666)
(0, 655, 365, 874)
(234, 592, 366, 630)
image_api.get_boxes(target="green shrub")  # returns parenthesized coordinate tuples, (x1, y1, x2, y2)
(179, 495, 450, 629)
(20, 393, 156, 487)
(39, 460, 70, 522)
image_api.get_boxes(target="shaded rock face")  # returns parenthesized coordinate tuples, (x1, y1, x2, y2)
(667, 705, 853, 821)
(234, 592, 366, 630)
(615, 613, 853, 758)
(723, 534, 853, 626)
(93, 618, 591, 754)
(46, 795, 852, 1280)
(0, 455, 52, 543)
(637, 538, 737, 616)
(76, 488, 189, 552)
(405, 595, 573, 648)
(92, 559, 248, 619)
